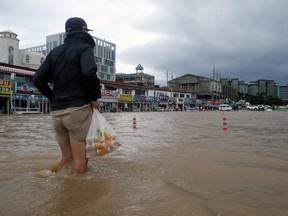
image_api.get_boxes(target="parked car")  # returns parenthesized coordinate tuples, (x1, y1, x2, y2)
(218, 104, 232, 111)
(246, 105, 258, 110)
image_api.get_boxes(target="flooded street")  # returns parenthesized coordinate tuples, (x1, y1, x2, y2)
(0, 111, 288, 216)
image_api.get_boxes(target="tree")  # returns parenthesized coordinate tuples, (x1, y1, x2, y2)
(265, 96, 283, 106)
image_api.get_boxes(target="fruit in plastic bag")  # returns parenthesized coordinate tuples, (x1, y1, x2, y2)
(97, 147, 111, 156)
(93, 142, 108, 149)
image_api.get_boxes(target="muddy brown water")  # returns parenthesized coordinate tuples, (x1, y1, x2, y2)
(0, 111, 287, 216)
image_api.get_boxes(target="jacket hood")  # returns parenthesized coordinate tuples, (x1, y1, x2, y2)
(65, 32, 95, 47)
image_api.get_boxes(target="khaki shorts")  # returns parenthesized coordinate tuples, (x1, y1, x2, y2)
(51, 104, 92, 144)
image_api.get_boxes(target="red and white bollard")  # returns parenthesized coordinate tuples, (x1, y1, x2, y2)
(133, 117, 137, 129)
(223, 117, 228, 131)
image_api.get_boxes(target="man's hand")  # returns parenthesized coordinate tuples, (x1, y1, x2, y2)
(90, 100, 100, 109)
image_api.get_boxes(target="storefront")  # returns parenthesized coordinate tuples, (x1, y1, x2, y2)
(118, 94, 134, 112)
(0, 80, 12, 114)
(98, 89, 119, 112)
(11, 81, 49, 114)
(184, 98, 193, 110)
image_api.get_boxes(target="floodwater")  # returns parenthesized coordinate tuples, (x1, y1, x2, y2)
(0, 110, 288, 216)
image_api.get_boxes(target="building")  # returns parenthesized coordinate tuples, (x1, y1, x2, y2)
(279, 85, 288, 100)
(116, 64, 155, 87)
(238, 81, 248, 95)
(220, 78, 238, 101)
(0, 62, 49, 114)
(46, 32, 116, 81)
(230, 78, 239, 93)
(168, 74, 212, 98)
(0, 30, 46, 70)
(266, 80, 277, 98)
(0, 63, 192, 114)
(167, 74, 233, 106)
(22, 45, 47, 56)
(247, 79, 278, 98)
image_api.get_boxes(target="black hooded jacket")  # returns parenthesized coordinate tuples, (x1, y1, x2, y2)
(32, 32, 101, 111)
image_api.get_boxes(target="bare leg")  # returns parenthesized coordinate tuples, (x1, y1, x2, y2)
(71, 141, 88, 173)
(54, 143, 73, 173)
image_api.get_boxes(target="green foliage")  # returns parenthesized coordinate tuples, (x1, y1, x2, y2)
(237, 92, 284, 105)
(266, 96, 283, 105)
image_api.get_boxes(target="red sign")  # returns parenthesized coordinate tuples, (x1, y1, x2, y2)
(101, 89, 118, 97)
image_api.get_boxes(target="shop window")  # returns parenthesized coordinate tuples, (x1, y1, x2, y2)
(16, 75, 25, 82)
(4, 73, 10, 80)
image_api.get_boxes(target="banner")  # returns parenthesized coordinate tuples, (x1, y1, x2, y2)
(101, 89, 119, 97)
(119, 94, 134, 101)
(16, 82, 40, 94)
(134, 95, 147, 102)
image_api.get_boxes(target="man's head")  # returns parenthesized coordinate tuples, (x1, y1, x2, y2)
(65, 17, 93, 33)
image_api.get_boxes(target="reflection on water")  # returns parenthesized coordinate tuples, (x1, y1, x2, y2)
(0, 111, 288, 216)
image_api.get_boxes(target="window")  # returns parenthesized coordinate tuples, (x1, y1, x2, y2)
(59, 34, 62, 45)
(123, 89, 132, 94)
(8, 46, 14, 65)
(16, 75, 25, 82)
(25, 55, 30, 63)
(4, 73, 10, 80)
(53, 41, 57, 49)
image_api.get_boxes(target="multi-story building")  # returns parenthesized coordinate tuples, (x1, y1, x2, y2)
(168, 73, 232, 106)
(116, 64, 155, 87)
(22, 45, 47, 56)
(220, 78, 238, 101)
(279, 85, 288, 100)
(238, 80, 248, 95)
(168, 74, 211, 101)
(266, 80, 277, 97)
(0, 30, 45, 70)
(248, 81, 259, 96)
(230, 78, 239, 93)
(0, 63, 192, 114)
(168, 74, 243, 106)
(46, 32, 116, 81)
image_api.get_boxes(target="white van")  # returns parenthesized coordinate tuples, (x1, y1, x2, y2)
(218, 104, 232, 111)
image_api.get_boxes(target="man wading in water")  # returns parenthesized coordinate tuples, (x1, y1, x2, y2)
(33, 17, 101, 173)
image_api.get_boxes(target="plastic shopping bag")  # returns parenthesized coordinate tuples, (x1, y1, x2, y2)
(86, 109, 121, 157)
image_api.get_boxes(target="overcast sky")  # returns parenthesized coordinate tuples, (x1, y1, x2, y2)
(1, 0, 287, 86)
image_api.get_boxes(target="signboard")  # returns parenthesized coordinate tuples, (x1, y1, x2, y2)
(184, 98, 192, 104)
(119, 94, 134, 101)
(101, 89, 119, 97)
(12, 94, 48, 101)
(158, 94, 169, 101)
(16, 82, 40, 94)
(134, 95, 147, 102)
(147, 96, 159, 102)
(0, 80, 12, 95)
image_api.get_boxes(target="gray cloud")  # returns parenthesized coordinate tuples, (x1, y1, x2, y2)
(119, 0, 288, 86)
(0, 0, 287, 86)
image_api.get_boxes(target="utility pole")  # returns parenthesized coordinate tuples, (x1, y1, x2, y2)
(166, 70, 168, 86)
(212, 66, 215, 102)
